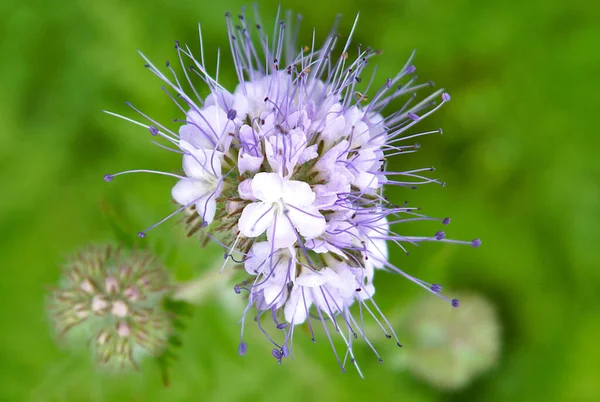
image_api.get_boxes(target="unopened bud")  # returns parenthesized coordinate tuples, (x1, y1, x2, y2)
(48, 245, 172, 369)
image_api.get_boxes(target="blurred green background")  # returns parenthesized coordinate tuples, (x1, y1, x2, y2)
(1, 0, 599, 400)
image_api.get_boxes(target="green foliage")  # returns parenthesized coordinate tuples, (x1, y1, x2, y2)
(155, 299, 195, 387)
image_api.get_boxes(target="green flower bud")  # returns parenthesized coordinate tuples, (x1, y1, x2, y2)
(48, 245, 172, 369)
(402, 292, 500, 390)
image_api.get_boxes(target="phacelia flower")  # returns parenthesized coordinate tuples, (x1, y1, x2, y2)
(105, 7, 480, 375)
(48, 246, 172, 369)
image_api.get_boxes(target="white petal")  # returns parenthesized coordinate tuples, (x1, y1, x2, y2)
(349, 121, 370, 148)
(205, 90, 235, 111)
(284, 286, 311, 324)
(267, 210, 297, 249)
(245, 242, 271, 275)
(282, 179, 315, 207)
(352, 171, 379, 190)
(288, 205, 326, 239)
(262, 283, 287, 307)
(298, 144, 319, 164)
(195, 195, 217, 225)
(238, 124, 261, 152)
(238, 179, 256, 201)
(304, 239, 329, 254)
(187, 105, 230, 149)
(183, 148, 222, 180)
(321, 114, 346, 147)
(357, 282, 375, 301)
(171, 179, 209, 206)
(333, 266, 357, 299)
(296, 267, 336, 288)
(238, 202, 274, 238)
(251, 172, 283, 203)
(179, 124, 214, 149)
(238, 153, 264, 175)
(367, 238, 388, 269)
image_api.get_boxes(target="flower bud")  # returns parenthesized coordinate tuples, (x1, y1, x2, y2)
(401, 292, 501, 390)
(48, 245, 172, 369)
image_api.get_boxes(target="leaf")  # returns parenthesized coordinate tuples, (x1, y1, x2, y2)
(154, 298, 195, 387)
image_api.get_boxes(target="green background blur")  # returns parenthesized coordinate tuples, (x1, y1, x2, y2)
(1, 0, 599, 400)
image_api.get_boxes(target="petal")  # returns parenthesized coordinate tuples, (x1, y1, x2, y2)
(352, 171, 379, 190)
(238, 124, 261, 153)
(296, 267, 336, 288)
(183, 148, 222, 180)
(251, 172, 284, 202)
(245, 242, 271, 275)
(284, 286, 311, 324)
(298, 144, 319, 164)
(204, 90, 235, 111)
(262, 283, 287, 307)
(282, 179, 315, 207)
(333, 266, 357, 299)
(238, 153, 264, 175)
(188, 105, 230, 148)
(238, 179, 256, 201)
(356, 282, 375, 302)
(366, 238, 388, 269)
(171, 179, 209, 206)
(179, 124, 214, 149)
(321, 115, 346, 147)
(349, 121, 370, 148)
(195, 195, 217, 225)
(288, 205, 326, 239)
(267, 210, 297, 249)
(238, 202, 274, 238)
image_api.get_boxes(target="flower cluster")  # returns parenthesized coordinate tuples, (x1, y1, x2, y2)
(106, 7, 479, 374)
(48, 246, 171, 369)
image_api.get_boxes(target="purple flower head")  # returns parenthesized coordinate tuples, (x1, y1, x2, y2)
(106, 6, 480, 376)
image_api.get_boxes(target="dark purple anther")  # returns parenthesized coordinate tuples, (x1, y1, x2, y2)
(435, 231, 446, 240)
(227, 109, 237, 120)
(442, 217, 451, 225)
(385, 78, 392, 88)
(272, 348, 283, 361)
(234, 284, 241, 294)
(378, 358, 383, 364)
(405, 65, 416, 74)
(138, 232, 146, 238)
(276, 323, 287, 330)
(238, 342, 247, 355)
(148, 126, 159, 136)
(451, 299, 460, 308)
(472, 238, 482, 248)
(431, 284, 443, 293)
(442, 92, 451, 102)
(408, 112, 420, 121)
(103, 174, 114, 182)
